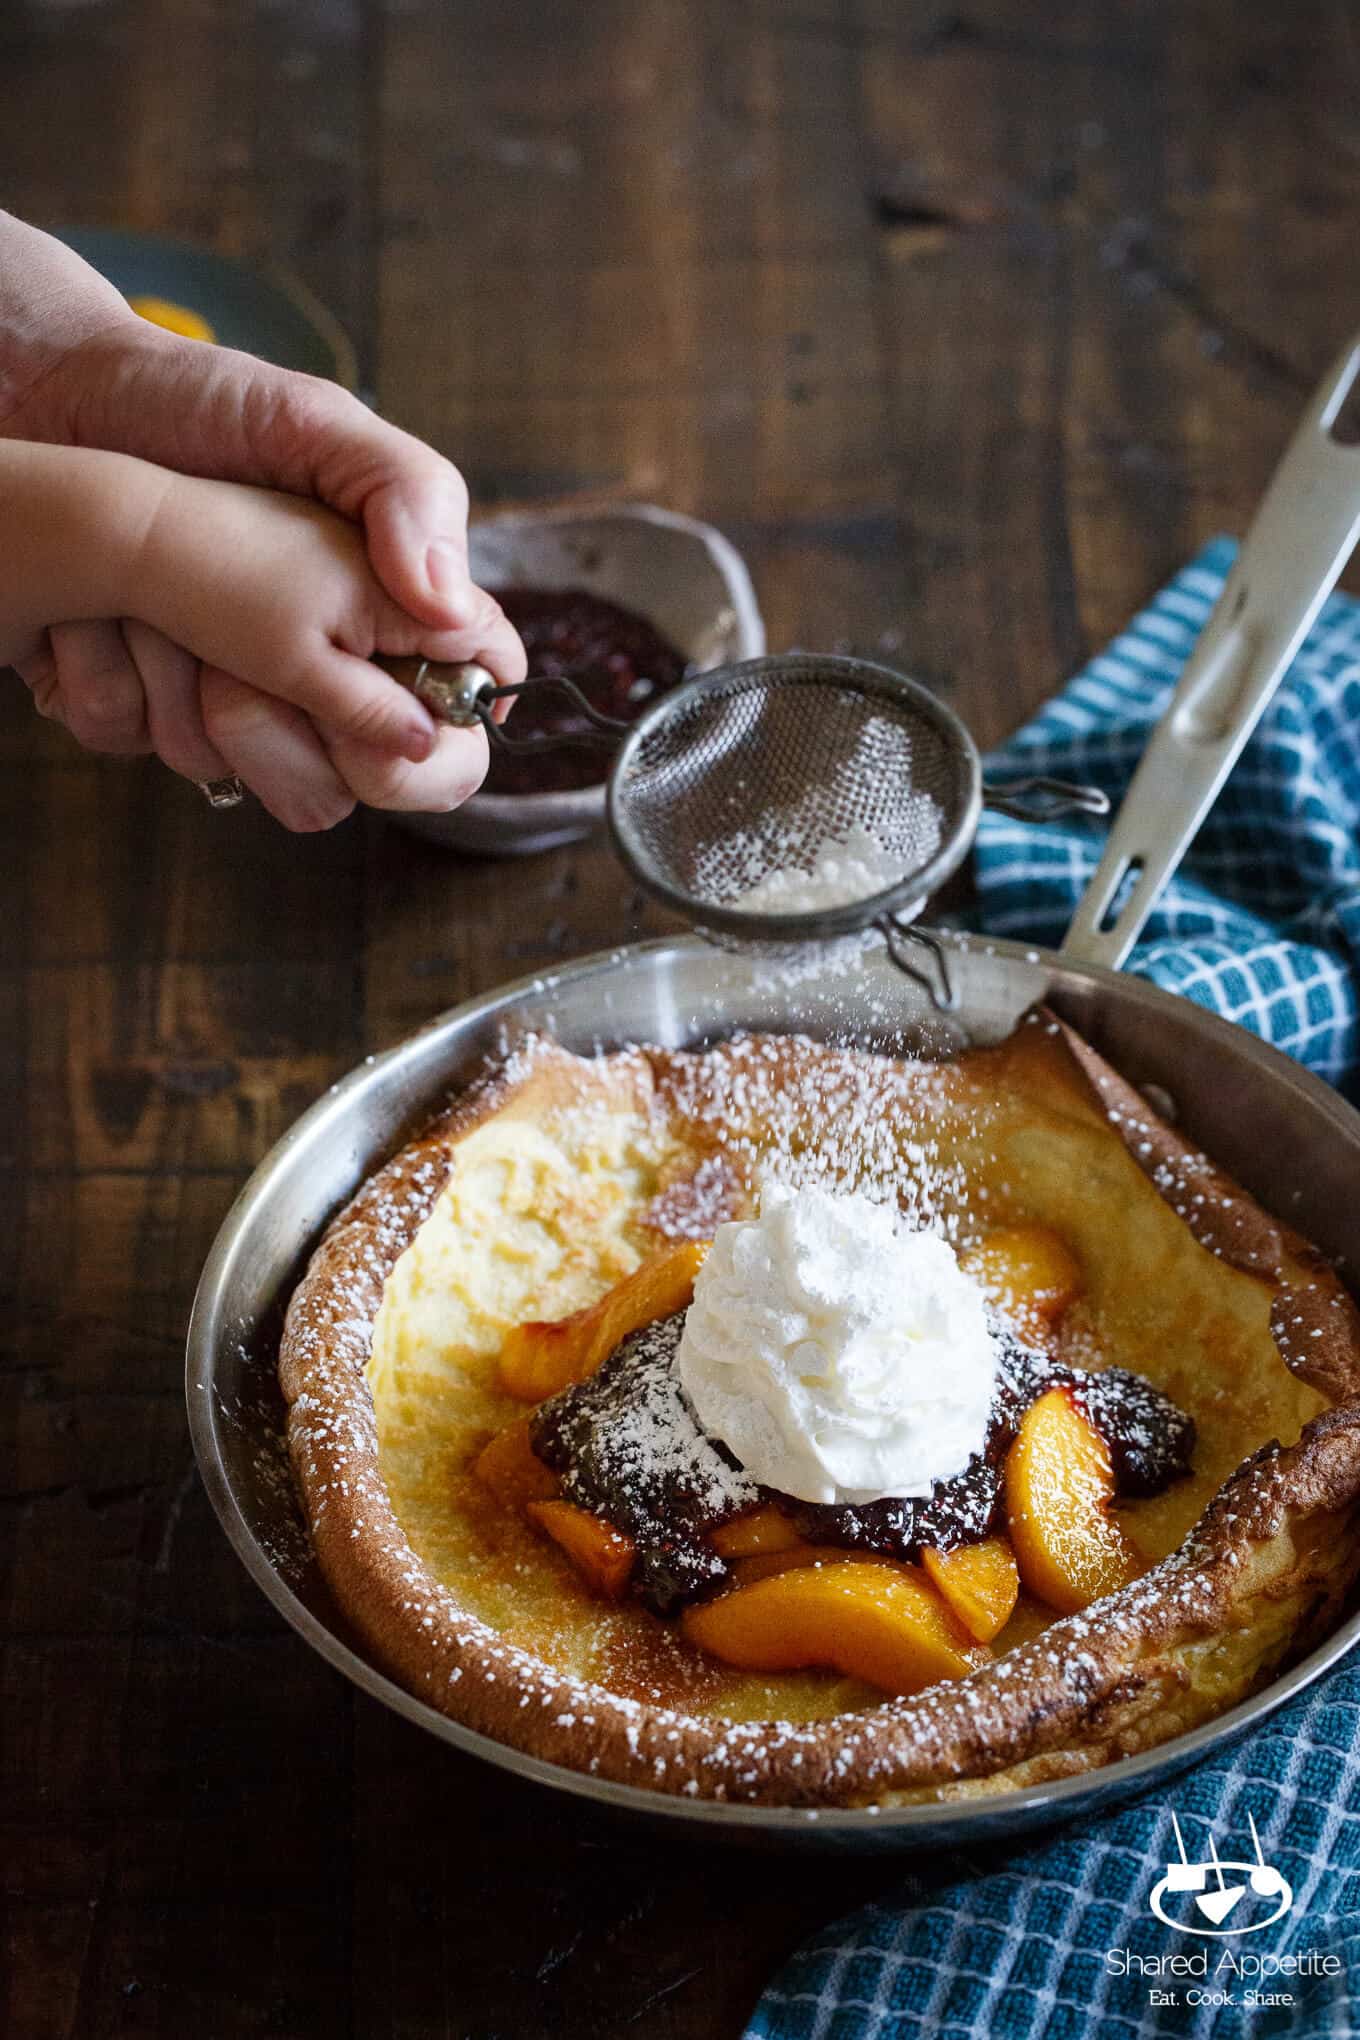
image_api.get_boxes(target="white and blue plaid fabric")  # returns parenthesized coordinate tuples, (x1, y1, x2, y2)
(748, 542, 1360, 2040)
(748, 1666, 1360, 2039)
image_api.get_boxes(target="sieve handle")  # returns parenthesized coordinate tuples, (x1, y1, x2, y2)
(374, 655, 497, 727)
(1061, 330, 1360, 973)
(983, 776, 1110, 822)
(374, 656, 632, 751)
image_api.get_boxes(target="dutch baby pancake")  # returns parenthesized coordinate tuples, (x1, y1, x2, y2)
(279, 1014, 1360, 1806)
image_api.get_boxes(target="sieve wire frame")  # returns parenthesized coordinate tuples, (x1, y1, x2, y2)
(605, 653, 984, 944)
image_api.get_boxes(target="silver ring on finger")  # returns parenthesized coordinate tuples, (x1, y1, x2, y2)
(197, 774, 247, 809)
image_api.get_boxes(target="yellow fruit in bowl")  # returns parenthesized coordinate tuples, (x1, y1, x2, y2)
(127, 295, 216, 342)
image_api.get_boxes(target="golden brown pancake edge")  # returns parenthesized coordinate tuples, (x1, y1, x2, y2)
(278, 1016, 1360, 1807)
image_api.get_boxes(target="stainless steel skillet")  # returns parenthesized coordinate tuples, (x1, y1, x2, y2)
(187, 340, 1360, 1850)
(187, 933, 1360, 1851)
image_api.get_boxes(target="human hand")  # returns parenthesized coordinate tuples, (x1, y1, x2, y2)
(0, 212, 519, 823)
(93, 467, 523, 830)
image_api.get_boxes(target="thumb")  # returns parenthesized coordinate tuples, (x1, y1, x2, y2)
(360, 464, 486, 633)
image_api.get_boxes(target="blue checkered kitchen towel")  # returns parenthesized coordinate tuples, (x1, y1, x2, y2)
(747, 540, 1360, 2040)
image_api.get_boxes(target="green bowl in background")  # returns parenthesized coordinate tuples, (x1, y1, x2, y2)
(52, 226, 358, 389)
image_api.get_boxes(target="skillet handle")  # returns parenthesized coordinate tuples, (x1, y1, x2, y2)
(1061, 332, 1360, 972)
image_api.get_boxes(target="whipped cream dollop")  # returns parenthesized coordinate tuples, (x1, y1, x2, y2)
(676, 1185, 998, 1506)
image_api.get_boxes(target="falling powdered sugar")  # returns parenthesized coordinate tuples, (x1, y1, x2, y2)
(656, 1031, 982, 1244)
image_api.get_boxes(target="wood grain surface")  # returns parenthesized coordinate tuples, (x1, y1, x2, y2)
(4, 2, 1360, 2034)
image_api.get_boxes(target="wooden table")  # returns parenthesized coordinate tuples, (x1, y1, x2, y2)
(6, 4, 1360, 2033)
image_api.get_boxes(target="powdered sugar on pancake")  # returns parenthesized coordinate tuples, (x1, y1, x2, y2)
(654, 1030, 979, 1239)
(276, 1026, 1360, 1807)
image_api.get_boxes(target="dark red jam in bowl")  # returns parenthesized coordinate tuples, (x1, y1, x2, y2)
(485, 587, 689, 795)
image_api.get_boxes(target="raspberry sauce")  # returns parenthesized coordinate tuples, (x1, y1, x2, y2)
(529, 1315, 1195, 1616)
(486, 587, 688, 795)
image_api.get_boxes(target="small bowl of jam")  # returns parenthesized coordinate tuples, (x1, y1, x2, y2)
(393, 504, 765, 855)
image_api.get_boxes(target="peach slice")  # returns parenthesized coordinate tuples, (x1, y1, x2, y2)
(1004, 1387, 1142, 1614)
(472, 1414, 560, 1509)
(498, 1240, 708, 1402)
(680, 1560, 990, 1696)
(921, 1537, 1020, 1643)
(961, 1223, 1082, 1345)
(526, 1499, 636, 1599)
(731, 1544, 862, 1586)
(710, 1505, 805, 1559)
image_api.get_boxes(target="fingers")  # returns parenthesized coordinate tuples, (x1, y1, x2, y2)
(121, 619, 231, 781)
(306, 586, 526, 763)
(322, 720, 490, 813)
(407, 584, 531, 696)
(284, 640, 439, 761)
(227, 369, 484, 634)
(35, 620, 152, 755)
(34, 327, 496, 638)
(285, 581, 526, 765)
(16, 320, 527, 726)
(199, 667, 356, 833)
(360, 463, 481, 630)
(18, 608, 488, 825)
(14, 637, 63, 720)
(50, 329, 480, 615)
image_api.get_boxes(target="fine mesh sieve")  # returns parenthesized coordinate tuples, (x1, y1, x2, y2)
(606, 656, 979, 948)
(380, 649, 1107, 1007)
